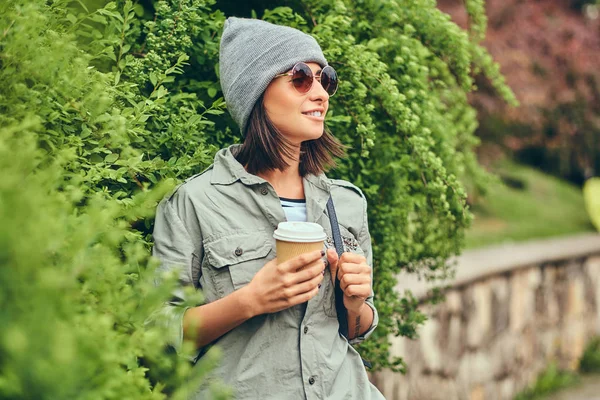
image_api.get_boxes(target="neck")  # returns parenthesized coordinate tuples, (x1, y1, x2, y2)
(256, 146, 304, 199)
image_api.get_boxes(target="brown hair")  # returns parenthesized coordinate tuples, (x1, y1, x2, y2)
(235, 94, 346, 176)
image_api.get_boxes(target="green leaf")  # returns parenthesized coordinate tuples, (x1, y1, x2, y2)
(105, 153, 119, 163)
(66, 14, 77, 25)
(133, 3, 144, 16)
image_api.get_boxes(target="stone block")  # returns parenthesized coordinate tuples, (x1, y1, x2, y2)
(445, 289, 462, 314)
(567, 279, 585, 318)
(488, 332, 518, 379)
(490, 276, 510, 335)
(440, 315, 462, 378)
(419, 319, 442, 373)
(537, 330, 560, 360)
(448, 315, 462, 353)
(470, 384, 485, 400)
(510, 269, 535, 333)
(498, 378, 515, 400)
(407, 375, 459, 400)
(458, 351, 493, 386)
(561, 320, 586, 370)
(515, 325, 536, 367)
(584, 255, 600, 331)
(466, 283, 492, 349)
(370, 369, 408, 400)
(404, 335, 423, 373)
(389, 334, 406, 363)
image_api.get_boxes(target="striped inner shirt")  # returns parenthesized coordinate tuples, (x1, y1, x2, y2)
(280, 197, 307, 222)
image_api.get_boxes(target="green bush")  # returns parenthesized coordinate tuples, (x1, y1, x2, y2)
(0, 1, 224, 398)
(1, 0, 516, 396)
(580, 336, 600, 373)
(514, 363, 579, 400)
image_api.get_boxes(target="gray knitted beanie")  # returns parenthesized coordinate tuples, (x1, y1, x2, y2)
(219, 17, 328, 134)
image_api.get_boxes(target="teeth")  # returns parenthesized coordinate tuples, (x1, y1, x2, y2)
(304, 111, 322, 117)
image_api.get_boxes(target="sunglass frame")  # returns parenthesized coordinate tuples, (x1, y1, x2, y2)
(273, 62, 338, 96)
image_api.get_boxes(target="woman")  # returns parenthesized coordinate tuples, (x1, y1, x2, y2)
(152, 17, 384, 399)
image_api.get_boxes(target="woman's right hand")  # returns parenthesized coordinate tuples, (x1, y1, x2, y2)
(245, 250, 326, 316)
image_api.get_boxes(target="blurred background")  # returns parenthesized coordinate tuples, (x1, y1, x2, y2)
(439, 0, 600, 248)
(374, 2, 600, 399)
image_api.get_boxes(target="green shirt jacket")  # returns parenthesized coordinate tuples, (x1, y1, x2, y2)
(152, 145, 384, 399)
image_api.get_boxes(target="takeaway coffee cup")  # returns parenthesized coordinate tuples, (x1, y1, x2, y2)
(273, 222, 326, 265)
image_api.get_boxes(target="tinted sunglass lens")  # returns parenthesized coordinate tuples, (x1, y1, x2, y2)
(292, 63, 313, 93)
(320, 66, 338, 96)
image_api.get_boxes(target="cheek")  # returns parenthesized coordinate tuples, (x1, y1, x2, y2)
(264, 95, 301, 132)
(266, 102, 298, 131)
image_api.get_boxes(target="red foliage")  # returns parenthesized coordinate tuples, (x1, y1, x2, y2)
(438, 0, 600, 180)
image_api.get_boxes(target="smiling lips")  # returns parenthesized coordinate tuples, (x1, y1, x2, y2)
(302, 109, 325, 119)
(303, 110, 323, 117)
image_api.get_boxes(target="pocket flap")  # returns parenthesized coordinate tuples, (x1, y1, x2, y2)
(204, 231, 272, 268)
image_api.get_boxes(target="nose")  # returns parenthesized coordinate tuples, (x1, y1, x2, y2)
(308, 76, 329, 103)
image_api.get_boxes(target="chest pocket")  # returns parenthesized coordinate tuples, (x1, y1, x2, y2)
(203, 231, 273, 297)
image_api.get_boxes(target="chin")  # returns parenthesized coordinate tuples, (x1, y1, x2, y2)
(285, 126, 324, 143)
(300, 130, 324, 143)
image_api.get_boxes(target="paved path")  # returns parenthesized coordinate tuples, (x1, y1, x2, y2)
(543, 375, 600, 400)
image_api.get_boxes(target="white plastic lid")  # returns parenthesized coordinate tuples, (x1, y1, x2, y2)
(273, 221, 326, 243)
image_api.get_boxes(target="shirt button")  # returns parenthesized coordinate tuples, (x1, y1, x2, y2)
(308, 377, 315, 385)
(304, 326, 308, 334)
(234, 247, 243, 256)
(260, 187, 269, 195)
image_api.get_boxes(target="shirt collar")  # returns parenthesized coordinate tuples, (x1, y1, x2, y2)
(210, 144, 332, 194)
(210, 144, 265, 186)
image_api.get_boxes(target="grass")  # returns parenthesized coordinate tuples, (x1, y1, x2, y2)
(580, 337, 600, 374)
(465, 159, 596, 249)
(513, 363, 579, 400)
(513, 337, 600, 400)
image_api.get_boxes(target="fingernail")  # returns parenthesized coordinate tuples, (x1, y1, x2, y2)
(322, 269, 326, 275)
(320, 250, 325, 257)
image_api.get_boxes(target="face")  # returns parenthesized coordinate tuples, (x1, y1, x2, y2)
(263, 62, 329, 145)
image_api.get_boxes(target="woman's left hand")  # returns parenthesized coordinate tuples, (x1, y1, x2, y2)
(326, 248, 371, 313)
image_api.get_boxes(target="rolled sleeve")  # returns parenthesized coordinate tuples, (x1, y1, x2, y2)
(349, 195, 379, 345)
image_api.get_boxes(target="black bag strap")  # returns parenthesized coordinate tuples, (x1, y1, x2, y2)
(326, 195, 372, 369)
(326, 196, 349, 338)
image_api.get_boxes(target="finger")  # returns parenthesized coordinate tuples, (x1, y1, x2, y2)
(340, 273, 371, 292)
(293, 258, 326, 285)
(338, 262, 371, 280)
(288, 284, 320, 306)
(280, 250, 324, 272)
(285, 270, 324, 298)
(343, 283, 371, 298)
(326, 248, 339, 268)
(327, 249, 340, 285)
(339, 252, 367, 265)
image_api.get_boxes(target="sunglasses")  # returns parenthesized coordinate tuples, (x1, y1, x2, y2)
(274, 62, 339, 96)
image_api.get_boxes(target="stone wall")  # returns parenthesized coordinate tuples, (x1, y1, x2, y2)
(370, 234, 600, 400)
